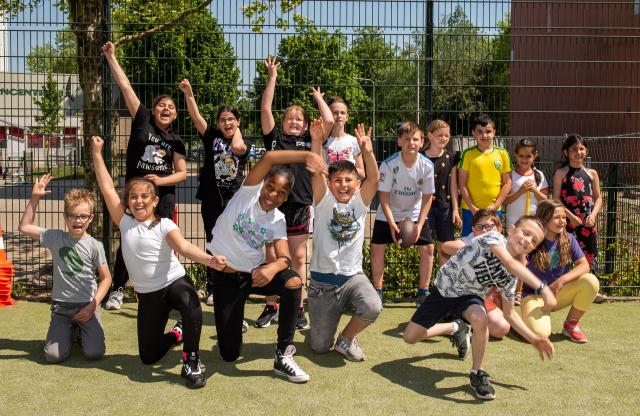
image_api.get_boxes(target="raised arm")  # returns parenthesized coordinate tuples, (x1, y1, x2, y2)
(18, 173, 52, 239)
(309, 119, 329, 205)
(102, 41, 140, 118)
(309, 87, 334, 138)
(91, 136, 125, 225)
(179, 79, 208, 136)
(260, 57, 279, 135)
(245, 149, 327, 187)
(355, 124, 379, 206)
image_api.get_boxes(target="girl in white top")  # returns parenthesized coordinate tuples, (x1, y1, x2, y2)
(322, 97, 365, 178)
(92, 136, 225, 390)
(504, 138, 548, 303)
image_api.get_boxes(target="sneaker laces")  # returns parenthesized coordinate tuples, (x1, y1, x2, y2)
(279, 346, 304, 374)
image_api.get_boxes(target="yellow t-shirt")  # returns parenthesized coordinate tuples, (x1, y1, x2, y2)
(458, 145, 512, 210)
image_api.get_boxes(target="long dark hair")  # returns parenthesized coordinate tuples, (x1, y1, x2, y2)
(514, 138, 542, 186)
(561, 134, 588, 167)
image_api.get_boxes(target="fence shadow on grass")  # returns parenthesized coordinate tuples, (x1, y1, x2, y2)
(0, 338, 43, 361)
(371, 353, 527, 403)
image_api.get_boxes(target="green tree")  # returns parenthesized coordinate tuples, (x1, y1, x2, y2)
(479, 16, 510, 136)
(26, 27, 78, 73)
(32, 73, 64, 170)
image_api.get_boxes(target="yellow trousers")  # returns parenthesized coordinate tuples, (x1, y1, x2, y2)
(521, 273, 599, 337)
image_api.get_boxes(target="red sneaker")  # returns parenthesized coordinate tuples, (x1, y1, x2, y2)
(562, 320, 588, 343)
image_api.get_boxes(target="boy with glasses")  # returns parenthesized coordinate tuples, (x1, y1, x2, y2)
(19, 174, 112, 363)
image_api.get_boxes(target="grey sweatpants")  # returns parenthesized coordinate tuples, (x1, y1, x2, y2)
(44, 301, 105, 363)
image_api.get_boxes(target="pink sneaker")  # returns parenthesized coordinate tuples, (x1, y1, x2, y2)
(562, 320, 588, 343)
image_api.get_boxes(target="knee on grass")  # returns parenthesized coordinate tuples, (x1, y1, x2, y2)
(83, 344, 105, 361)
(44, 347, 70, 364)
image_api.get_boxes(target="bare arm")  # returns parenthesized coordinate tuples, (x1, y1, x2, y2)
(102, 41, 140, 118)
(309, 119, 329, 205)
(415, 194, 433, 242)
(91, 136, 125, 225)
(548, 256, 590, 295)
(260, 57, 278, 135)
(450, 165, 461, 226)
(502, 299, 554, 360)
(18, 174, 52, 239)
(355, 124, 379, 206)
(585, 169, 603, 227)
(145, 153, 187, 187)
(230, 128, 248, 155)
(179, 79, 208, 136)
(492, 171, 512, 210)
(166, 229, 226, 270)
(245, 149, 326, 188)
(378, 191, 399, 243)
(73, 263, 113, 323)
(309, 87, 334, 138)
(354, 153, 366, 179)
(251, 239, 292, 287)
(458, 168, 477, 213)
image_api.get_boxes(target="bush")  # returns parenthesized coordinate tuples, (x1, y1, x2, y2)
(186, 263, 208, 291)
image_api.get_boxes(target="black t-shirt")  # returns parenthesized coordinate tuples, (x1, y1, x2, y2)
(125, 105, 186, 194)
(196, 124, 251, 203)
(426, 149, 460, 210)
(263, 127, 313, 206)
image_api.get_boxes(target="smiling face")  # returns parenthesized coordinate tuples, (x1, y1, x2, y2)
(472, 123, 495, 151)
(64, 202, 93, 238)
(427, 127, 450, 151)
(472, 216, 502, 237)
(564, 142, 588, 167)
(328, 170, 360, 203)
(152, 97, 177, 129)
(217, 111, 239, 139)
(259, 174, 291, 212)
(515, 145, 537, 170)
(330, 101, 349, 130)
(507, 218, 544, 257)
(125, 181, 159, 222)
(282, 108, 308, 136)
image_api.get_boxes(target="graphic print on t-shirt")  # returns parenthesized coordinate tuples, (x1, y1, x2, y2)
(328, 206, 360, 248)
(473, 255, 511, 290)
(232, 211, 275, 250)
(59, 246, 84, 279)
(324, 146, 353, 164)
(212, 139, 241, 189)
(136, 132, 173, 173)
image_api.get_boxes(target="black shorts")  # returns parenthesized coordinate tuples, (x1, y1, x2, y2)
(279, 201, 311, 236)
(370, 219, 433, 245)
(427, 206, 455, 243)
(410, 287, 485, 329)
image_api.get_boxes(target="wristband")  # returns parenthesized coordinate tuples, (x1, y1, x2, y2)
(533, 281, 547, 295)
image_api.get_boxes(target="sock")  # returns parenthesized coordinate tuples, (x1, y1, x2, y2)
(470, 368, 482, 375)
(564, 319, 579, 327)
(170, 326, 182, 344)
(450, 321, 459, 335)
(183, 351, 199, 363)
(267, 303, 278, 311)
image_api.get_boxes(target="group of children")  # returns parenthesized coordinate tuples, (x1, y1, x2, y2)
(17, 44, 604, 398)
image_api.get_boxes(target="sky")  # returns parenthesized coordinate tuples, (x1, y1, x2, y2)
(5, 0, 508, 88)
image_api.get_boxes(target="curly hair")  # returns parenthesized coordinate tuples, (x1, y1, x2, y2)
(532, 199, 571, 271)
(64, 188, 95, 214)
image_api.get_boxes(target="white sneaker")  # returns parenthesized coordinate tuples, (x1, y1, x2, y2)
(104, 288, 124, 310)
(334, 334, 366, 362)
(273, 345, 309, 383)
(206, 294, 214, 306)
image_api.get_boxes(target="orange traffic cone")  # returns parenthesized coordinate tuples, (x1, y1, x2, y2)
(0, 224, 16, 307)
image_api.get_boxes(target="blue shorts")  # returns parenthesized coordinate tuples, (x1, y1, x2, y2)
(410, 287, 485, 329)
(461, 208, 503, 237)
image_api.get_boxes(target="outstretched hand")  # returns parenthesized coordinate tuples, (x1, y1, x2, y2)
(306, 152, 328, 177)
(309, 86, 324, 100)
(179, 79, 193, 95)
(532, 337, 555, 360)
(309, 117, 326, 143)
(354, 123, 373, 154)
(264, 56, 280, 78)
(91, 136, 104, 155)
(102, 41, 115, 57)
(31, 173, 52, 199)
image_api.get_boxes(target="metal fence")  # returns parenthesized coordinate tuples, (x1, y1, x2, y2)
(1, 0, 638, 296)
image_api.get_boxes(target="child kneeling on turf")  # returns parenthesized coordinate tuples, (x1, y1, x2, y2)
(19, 174, 112, 363)
(308, 121, 382, 361)
(403, 216, 556, 400)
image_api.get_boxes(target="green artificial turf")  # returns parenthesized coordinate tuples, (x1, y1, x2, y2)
(1, 301, 638, 415)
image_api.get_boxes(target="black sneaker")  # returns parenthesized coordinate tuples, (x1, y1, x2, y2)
(450, 318, 470, 360)
(181, 355, 206, 389)
(469, 369, 496, 400)
(273, 345, 309, 383)
(255, 305, 278, 328)
(296, 308, 309, 330)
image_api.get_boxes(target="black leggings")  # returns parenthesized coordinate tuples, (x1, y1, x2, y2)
(112, 193, 175, 291)
(201, 200, 224, 294)
(211, 267, 301, 362)
(136, 276, 202, 365)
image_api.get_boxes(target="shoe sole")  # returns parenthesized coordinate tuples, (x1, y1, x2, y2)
(334, 347, 365, 362)
(273, 369, 309, 383)
(562, 329, 588, 343)
(104, 304, 121, 310)
(296, 322, 310, 330)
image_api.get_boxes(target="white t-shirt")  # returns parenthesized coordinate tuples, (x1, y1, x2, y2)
(207, 182, 287, 272)
(311, 189, 367, 276)
(434, 231, 517, 301)
(322, 134, 361, 166)
(506, 168, 548, 227)
(119, 215, 185, 293)
(375, 152, 435, 222)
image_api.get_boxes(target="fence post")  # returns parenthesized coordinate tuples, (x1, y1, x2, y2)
(102, 0, 113, 265)
(605, 163, 618, 274)
(425, 0, 434, 124)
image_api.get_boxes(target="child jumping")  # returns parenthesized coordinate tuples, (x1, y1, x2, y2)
(370, 122, 435, 303)
(19, 175, 111, 364)
(404, 216, 556, 400)
(92, 136, 224, 389)
(308, 121, 381, 361)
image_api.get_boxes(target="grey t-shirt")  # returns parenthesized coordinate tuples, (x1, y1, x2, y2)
(434, 231, 517, 301)
(40, 229, 107, 303)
